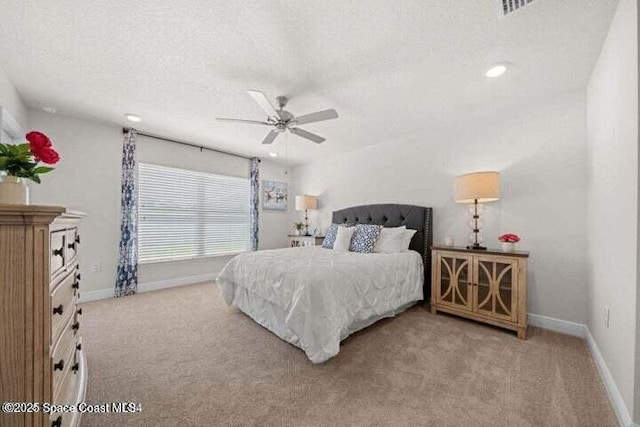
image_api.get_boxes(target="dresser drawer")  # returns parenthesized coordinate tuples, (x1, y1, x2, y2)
(50, 230, 67, 279)
(51, 272, 78, 341)
(50, 352, 82, 427)
(51, 316, 76, 400)
(66, 228, 80, 266)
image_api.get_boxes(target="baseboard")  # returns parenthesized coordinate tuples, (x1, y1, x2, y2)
(584, 328, 634, 427)
(78, 272, 218, 303)
(528, 313, 586, 337)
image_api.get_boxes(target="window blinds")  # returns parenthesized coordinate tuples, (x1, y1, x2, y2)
(138, 163, 250, 263)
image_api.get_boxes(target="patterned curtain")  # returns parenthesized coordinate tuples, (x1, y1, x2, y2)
(115, 129, 138, 297)
(250, 157, 260, 251)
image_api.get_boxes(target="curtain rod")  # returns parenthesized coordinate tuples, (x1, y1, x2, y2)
(122, 127, 260, 162)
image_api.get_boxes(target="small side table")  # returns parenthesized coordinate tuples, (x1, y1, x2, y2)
(288, 235, 325, 247)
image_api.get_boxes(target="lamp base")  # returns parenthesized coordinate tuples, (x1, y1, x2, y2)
(466, 243, 487, 250)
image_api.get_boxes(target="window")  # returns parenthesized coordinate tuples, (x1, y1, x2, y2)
(138, 163, 250, 263)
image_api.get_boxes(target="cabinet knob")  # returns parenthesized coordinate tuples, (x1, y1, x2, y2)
(77, 308, 83, 315)
(67, 241, 77, 250)
(53, 359, 64, 371)
(51, 416, 62, 427)
(72, 281, 79, 290)
(72, 321, 80, 331)
(52, 247, 64, 257)
(75, 235, 81, 244)
(76, 343, 82, 351)
(71, 362, 79, 373)
(76, 273, 82, 281)
(53, 304, 64, 315)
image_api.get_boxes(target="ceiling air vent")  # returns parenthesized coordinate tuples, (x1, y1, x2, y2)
(500, 0, 536, 16)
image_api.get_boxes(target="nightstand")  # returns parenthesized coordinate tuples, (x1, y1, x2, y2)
(431, 245, 529, 339)
(288, 235, 325, 247)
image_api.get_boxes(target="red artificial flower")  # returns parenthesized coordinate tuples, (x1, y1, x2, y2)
(37, 147, 60, 165)
(26, 131, 60, 165)
(26, 131, 52, 149)
(499, 233, 521, 243)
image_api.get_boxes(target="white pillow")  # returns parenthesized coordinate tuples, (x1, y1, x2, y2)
(333, 226, 356, 251)
(373, 226, 407, 253)
(400, 229, 417, 251)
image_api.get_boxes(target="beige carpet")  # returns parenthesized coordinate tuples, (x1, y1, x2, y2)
(80, 282, 617, 427)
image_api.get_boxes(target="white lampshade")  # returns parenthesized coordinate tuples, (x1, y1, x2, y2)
(454, 171, 501, 204)
(295, 195, 317, 211)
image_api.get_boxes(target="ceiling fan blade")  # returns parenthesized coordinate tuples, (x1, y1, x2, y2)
(261, 129, 280, 145)
(289, 127, 325, 144)
(216, 117, 271, 126)
(248, 90, 283, 120)
(293, 109, 338, 126)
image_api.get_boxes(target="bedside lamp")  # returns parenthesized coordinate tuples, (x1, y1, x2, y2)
(454, 171, 500, 250)
(295, 195, 317, 236)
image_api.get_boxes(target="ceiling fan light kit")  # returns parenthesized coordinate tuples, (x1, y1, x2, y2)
(216, 90, 339, 145)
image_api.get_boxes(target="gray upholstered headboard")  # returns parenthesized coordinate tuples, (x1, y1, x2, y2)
(331, 204, 433, 302)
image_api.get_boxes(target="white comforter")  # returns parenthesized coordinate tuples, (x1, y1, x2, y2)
(216, 247, 424, 363)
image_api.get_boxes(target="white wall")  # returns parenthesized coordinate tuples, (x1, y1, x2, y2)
(27, 110, 291, 293)
(292, 90, 589, 323)
(0, 65, 28, 133)
(586, 0, 638, 418)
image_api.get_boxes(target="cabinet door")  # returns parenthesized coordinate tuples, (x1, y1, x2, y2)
(435, 253, 473, 311)
(473, 256, 518, 322)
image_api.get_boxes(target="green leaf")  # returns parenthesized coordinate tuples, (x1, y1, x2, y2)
(32, 166, 54, 174)
(30, 175, 41, 184)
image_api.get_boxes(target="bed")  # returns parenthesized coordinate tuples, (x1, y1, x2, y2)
(216, 204, 433, 363)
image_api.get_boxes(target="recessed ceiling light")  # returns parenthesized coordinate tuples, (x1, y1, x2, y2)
(42, 106, 57, 114)
(125, 113, 142, 123)
(485, 64, 507, 78)
(269, 152, 278, 157)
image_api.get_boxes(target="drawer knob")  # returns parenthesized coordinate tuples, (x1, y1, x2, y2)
(72, 281, 79, 290)
(75, 235, 81, 244)
(72, 321, 80, 331)
(71, 362, 79, 373)
(76, 273, 82, 281)
(52, 416, 62, 427)
(53, 304, 64, 315)
(52, 247, 64, 257)
(68, 241, 77, 250)
(76, 343, 82, 351)
(53, 359, 64, 371)
(77, 308, 83, 315)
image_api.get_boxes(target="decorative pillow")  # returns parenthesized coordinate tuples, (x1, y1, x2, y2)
(373, 226, 407, 253)
(400, 229, 417, 252)
(349, 224, 383, 254)
(333, 226, 356, 251)
(322, 223, 353, 249)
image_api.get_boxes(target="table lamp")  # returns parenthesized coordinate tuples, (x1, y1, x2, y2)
(454, 171, 500, 250)
(295, 195, 317, 236)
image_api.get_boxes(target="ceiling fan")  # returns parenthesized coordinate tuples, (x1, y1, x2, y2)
(216, 90, 339, 145)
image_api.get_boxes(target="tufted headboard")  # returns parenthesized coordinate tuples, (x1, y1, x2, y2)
(331, 204, 433, 302)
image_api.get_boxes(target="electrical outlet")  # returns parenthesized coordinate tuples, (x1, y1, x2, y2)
(604, 306, 610, 328)
(91, 262, 102, 273)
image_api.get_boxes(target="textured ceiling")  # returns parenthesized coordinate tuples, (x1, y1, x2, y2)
(0, 0, 619, 164)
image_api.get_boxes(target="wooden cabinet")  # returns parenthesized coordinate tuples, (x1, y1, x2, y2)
(431, 246, 529, 339)
(0, 205, 87, 427)
(288, 235, 325, 247)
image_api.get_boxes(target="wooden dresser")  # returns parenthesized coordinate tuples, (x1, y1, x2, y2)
(0, 205, 87, 427)
(431, 246, 529, 339)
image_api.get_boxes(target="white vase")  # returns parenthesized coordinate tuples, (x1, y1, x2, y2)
(501, 242, 516, 253)
(0, 176, 30, 205)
